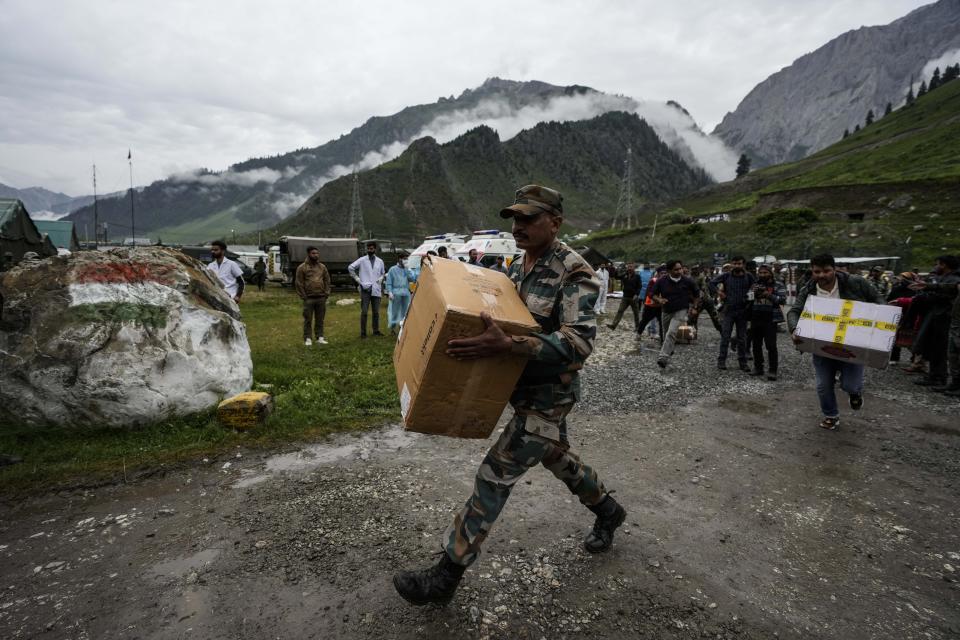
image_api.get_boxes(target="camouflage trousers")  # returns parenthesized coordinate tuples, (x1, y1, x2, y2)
(443, 411, 607, 567)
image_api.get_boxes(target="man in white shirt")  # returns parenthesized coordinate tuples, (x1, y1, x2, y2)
(348, 241, 386, 338)
(207, 240, 244, 303)
(594, 263, 610, 314)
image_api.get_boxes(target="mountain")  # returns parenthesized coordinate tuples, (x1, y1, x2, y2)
(0, 183, 96, 218)
(266, 111, 712, 242)
(588, 75, 960, 267)
(713, 0, 960, 167)
(63, 78, 727, 244)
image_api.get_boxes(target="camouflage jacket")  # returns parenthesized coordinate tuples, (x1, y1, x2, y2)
(505, 241, 600, 434)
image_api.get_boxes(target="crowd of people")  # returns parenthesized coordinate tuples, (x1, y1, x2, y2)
(593, 253, 959, 423)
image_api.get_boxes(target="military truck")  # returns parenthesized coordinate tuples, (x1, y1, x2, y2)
(277, 236, 403, 289)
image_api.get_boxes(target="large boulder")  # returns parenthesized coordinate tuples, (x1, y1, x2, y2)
(0, 247, 253, 428)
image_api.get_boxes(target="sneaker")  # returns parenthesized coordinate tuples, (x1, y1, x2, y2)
(316, 337, 328, 345)
(849, 393, 863, 411)
(819, 417, 840, 431)
(304, 338, 312, 347)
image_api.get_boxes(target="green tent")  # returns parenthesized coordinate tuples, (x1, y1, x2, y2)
(34, 219, 80, 252)
(0, 198, 58, 270)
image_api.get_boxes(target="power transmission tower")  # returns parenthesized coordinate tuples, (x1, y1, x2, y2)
(611, 147, 634, 229)
(348, 171, 365, 238)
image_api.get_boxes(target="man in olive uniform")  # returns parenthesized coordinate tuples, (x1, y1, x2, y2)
(393, 185, 627, 606)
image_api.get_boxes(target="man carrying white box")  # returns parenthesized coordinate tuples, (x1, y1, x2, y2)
(787, 254, 886, 431)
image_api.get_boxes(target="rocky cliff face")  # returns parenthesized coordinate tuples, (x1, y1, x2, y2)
(713, 0, 960, 166)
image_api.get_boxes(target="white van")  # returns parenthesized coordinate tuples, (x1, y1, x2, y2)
(408, 233, 467, 276)
(453, 230, 521, 268)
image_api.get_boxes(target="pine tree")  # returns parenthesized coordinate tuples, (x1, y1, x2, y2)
(929, 67, 941, 91)
(906, 85, 915, 105)
(865, 109, 875, 126)
(842, 128, 850, 139)
(884, 102, 892, 116)
(917, 80, 927, 97)
(854, 124, 861, 132)
(943, 64, 959, 83)
(735, 153, 751, 178)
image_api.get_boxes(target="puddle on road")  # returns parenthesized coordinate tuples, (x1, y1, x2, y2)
(150, 548, 221, 577)
(232, 424, 418, 489)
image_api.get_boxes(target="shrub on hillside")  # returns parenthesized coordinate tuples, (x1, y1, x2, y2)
(756, 208, 819, 234)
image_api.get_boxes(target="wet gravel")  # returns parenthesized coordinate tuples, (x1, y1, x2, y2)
(581, 321, 956, 417)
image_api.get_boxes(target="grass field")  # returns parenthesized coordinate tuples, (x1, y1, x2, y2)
(0, 287, 400, 495)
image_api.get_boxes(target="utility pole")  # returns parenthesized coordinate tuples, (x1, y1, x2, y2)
(348, 170, 365, 238)
(127, 149, 136, 247)
(611, 147, 634, 229)
(651, 213, 658, 240)
(92, 164, 99, 249)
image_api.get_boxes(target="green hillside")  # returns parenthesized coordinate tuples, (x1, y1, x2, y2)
(264, 112, 711, 244)
(588, 77, 960, 267)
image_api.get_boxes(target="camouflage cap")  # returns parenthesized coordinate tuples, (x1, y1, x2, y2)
(499, 184, 564, 219)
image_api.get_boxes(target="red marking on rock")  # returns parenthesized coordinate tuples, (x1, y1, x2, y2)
(75, 262, 176, 285)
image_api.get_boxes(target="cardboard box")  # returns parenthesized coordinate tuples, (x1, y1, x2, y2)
(793, 296, 901, 369)
(394, 257, 540, 438)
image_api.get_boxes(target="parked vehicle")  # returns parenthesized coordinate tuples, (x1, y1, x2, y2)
(277, 236, 405, 289)
(408, 233, 467, 276)
(266, 245, 284, 282)
(453, 230, 521, 267)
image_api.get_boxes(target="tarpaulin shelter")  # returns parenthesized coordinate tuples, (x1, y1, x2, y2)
(34, 220, 80, 252)
(0, 199, 57, 270)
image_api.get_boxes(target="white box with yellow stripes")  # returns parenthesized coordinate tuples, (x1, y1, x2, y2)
(794, 297, 901, 369)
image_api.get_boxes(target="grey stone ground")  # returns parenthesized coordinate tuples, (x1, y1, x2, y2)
(1, 324, 958, 639)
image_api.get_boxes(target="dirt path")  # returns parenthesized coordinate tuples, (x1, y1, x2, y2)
(1, 328, 958, 639)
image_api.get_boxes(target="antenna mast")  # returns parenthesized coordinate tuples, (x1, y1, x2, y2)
(92, 164, 99, 249)
(348, 170, 365, 238)
(127, 149, 136, 247)
(612, 147, 634, 229)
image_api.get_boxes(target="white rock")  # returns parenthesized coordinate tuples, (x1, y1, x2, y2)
(0, 247, 252, 428)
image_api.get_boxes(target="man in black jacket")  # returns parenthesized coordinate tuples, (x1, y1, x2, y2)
(787, 254, 885, 430)
(606, 263, 642, 332)
(710, 256, 755, 371)
(651, 259, 699, 369)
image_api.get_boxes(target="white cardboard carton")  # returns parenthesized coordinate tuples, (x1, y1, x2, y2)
(793, 296, 901, 369)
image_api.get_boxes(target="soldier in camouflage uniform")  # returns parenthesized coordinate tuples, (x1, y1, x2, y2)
(394, 185, 627, 606)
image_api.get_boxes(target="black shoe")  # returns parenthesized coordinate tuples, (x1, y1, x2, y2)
(750, 368, 764, 376)
(915, 377, 946, 387)
(766, 371, 778, 381)
(849, 393, 863, 411)
(933, 382, 960, 393)
(393, 552, 466, 606)
(606, 323, 616, 330)
(584, 495, 626, 553)
(360, 334, 367, 339)
(657, 358, 667, 369)
(717, 361, 727, 370)
(373, 331, 384, 336)
(739, 362, 751, 372)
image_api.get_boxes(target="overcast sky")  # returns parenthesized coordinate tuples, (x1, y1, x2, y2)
(0, 0, 931, 196)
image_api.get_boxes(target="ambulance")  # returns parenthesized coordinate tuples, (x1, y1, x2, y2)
(453, 230, 521, 268)
(408, 233, 467, 276)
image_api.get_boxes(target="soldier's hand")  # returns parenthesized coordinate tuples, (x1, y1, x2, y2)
(446, 312, 512, 360)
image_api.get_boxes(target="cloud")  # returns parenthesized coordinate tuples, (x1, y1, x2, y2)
(169, 167, 283, 187)
(0, 0, 931, 194)
(30, 209, 68, 221)
(913, 48, 960, 91)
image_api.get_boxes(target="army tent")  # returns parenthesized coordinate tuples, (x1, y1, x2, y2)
(0, 199, 56, 270)
(34, 220, 80, 252)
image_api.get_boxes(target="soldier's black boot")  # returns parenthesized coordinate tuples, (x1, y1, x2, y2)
(393, 552, 466, 606)
(584, 495, 626, 553)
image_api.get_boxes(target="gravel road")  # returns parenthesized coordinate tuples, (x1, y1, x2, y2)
(1, 324, 958, 639)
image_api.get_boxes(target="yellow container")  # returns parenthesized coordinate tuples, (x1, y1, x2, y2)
(217, 392, 273, 431)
